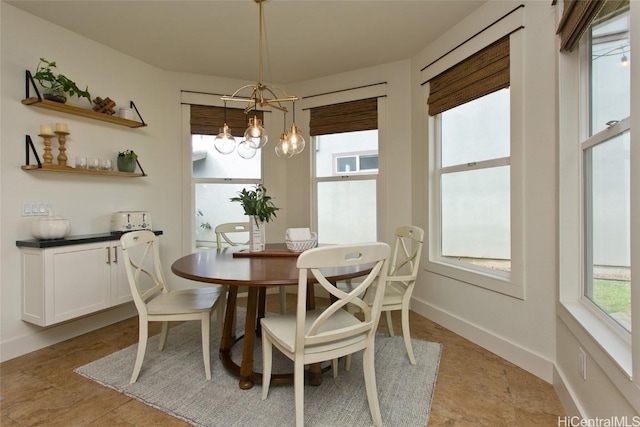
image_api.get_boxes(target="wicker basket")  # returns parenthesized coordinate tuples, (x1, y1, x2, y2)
(286, 233, 318, 252)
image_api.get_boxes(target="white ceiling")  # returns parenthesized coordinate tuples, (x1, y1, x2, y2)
(6, 0, 486, 84)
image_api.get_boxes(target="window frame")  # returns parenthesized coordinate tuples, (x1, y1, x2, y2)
(425, 30, 525, 299)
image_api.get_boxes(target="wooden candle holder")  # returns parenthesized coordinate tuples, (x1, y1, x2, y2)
(38, 133, 55, 164)
(54, 131, 70, 166)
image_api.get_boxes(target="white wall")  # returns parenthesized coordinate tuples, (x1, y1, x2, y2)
(0, 3, 254, 361)
(410, 1, 558, 382)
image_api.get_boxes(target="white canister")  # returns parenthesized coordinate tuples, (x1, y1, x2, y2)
(118, 108, 135, 120)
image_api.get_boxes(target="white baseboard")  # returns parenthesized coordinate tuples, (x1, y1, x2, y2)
(553, 364, 585, 417)
(411, 297, 555, 383)
(1, 304, 137, 363)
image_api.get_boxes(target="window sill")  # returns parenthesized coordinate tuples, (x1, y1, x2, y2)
(558, 301, 632, 380)
(425, 258, 524, 299)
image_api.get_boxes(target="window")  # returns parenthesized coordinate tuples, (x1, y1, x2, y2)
(438, 90, 511, 274)
(310, 98, 379, 244)
(314, 131, 378, 244)
(189, 105, 262, 248)
(558, 0, 634, 382)
(334, 151, 378, 175)
(581, 3, 631, 333)
(425, 33, 523, 296)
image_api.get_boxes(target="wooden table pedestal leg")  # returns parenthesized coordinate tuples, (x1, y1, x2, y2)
(239, 287, 259, 390)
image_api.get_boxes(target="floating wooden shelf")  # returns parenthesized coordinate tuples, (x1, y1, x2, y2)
(21, 98, 147, 128)
(21, 163, 145, 177)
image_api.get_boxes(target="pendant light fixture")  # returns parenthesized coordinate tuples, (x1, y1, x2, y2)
(213, 101, 237, 154)
(221, 0, 304, 158)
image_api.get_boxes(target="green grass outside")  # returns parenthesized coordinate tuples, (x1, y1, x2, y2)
(592, 279, 631, 314)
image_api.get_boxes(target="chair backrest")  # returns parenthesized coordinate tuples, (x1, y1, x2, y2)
(120, 230, 168, 315)
(214, 222, 250, 249)
(387, 225, 424, 293)
(295, 242, 390, 350)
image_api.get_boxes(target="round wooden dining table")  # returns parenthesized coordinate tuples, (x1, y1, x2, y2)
(170, 243, 373, 390)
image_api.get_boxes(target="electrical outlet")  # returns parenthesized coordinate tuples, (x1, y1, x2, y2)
(22, 201, 53, 216)
(579, 347, 587, 380)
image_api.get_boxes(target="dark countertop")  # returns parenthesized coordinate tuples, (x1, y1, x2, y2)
(16, 230, 163, 248)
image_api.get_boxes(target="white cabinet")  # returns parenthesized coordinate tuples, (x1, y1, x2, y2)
(20, 241, 132, 326)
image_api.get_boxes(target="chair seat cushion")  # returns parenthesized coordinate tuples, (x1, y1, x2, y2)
(261, 309, 367, 355)
(147, 287, 222, 315)
(361, 283, 405, 306)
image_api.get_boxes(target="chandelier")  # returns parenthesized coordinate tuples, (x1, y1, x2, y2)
(216, 0, 305, 159)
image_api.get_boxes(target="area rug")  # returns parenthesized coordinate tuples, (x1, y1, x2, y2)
(75, 312, 442, 427)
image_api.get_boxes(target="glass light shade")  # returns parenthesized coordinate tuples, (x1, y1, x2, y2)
(275, 132, 294, 158)
(286, 124, 306, 155)
(237, 140, 258, 159)
(213, 124, 236, 154)
(244, 116, 268, 149)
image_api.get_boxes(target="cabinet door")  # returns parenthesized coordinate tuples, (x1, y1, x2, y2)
(45, 244, 111, 324)
(110, 244, 133, 305)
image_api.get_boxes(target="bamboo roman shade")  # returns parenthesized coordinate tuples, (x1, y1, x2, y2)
(309, 98, 378, 136)
(427, 35, 510, 117)
(190, 105, 264, 137)
(556, 0, 606, 52)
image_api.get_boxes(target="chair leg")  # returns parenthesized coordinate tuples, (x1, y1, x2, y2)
(385, 311, 394, 336)
(158, 321, 169, 351)
(331, 358, 339, 378)
(130, 319, 148, 383)
(261, 332, 273, 400)
(401, 306, 416, 365)
(345, 354, 352, 371)
(362, 346, 383, 427)
(279, 287, 287, 314)
(201, 313, 212, 380)
(294, 358, 305, 426)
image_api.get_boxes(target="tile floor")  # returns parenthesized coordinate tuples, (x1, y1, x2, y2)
(0, 294, 565, 426)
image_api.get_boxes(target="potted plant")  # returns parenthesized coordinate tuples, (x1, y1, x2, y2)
(230, 184, 279, 251)
(32, 58, 91, 104)
(117, 150, 138, 173)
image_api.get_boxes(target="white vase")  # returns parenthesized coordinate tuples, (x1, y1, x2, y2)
(249, 216, 265, 252)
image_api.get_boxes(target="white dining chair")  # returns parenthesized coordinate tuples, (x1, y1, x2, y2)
(376, 225, 424, 365)
(215, 222, 287, 315)
(120, 230, 224, 383)
(214, 222, 250, 248)
(260, 242, 391, 427)
(337, 225, 424, 374)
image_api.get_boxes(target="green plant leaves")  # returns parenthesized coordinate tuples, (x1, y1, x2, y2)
(230, 184, 279, 224)
(33, 58, 91, 103)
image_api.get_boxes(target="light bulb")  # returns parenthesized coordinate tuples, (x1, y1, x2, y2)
(275, 132, 294, 158)
(237, 140, 258, 159)
(286, 124, 306, 155)
(244, 116, 268, 149)
(621, 54, 629, 67)
(213, 124, 236, 154)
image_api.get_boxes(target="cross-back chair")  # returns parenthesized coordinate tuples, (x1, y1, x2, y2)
(120, 230, 224, 383)
(260, 242, 391, 427)
(214, 222, 250, 248)
(377, 225, 424, 364)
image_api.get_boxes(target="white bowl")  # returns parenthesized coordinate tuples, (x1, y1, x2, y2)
(31, 216, 71, 240)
